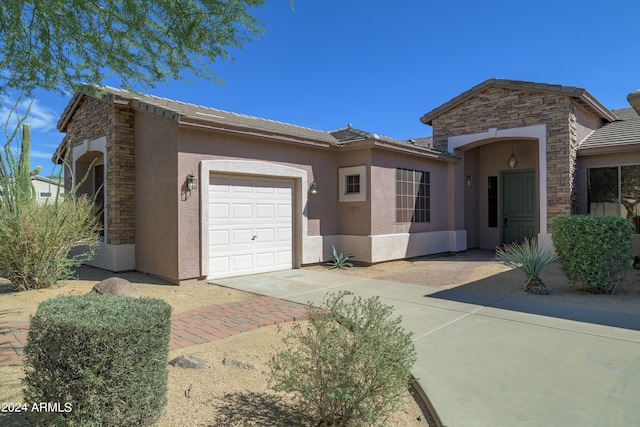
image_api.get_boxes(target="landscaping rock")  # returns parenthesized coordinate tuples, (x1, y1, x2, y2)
(90, 277, 138, 297)
(170, 355, 208, 369)
(222, 357, 257, 370)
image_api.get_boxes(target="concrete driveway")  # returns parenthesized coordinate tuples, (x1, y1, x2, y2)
(211, 253, 640, 426)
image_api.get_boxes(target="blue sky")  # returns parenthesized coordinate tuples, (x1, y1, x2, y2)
(3, 0, 639, 173)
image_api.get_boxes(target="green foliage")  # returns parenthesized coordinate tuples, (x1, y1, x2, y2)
(0, 195, 100, 291)
(269, 291, 417, 426)
(23, 294, 172, 426)
(0, 113, 101, 291)
(495, 238, 557, 291)
(0, 0, 266, 97)
(551, 215, 634, 294)
(326, 245, 355, 269)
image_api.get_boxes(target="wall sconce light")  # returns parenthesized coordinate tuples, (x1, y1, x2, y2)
(508, 141, 518, 169)
(466, 175, 472, 187)
(309, 181, 318, 196)
(186, 173, 198, 191)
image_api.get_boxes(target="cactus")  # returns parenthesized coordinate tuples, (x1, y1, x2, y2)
(15, 123, 40, 201)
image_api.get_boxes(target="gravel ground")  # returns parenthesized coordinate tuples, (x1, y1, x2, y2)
(0, 265, 431, 427)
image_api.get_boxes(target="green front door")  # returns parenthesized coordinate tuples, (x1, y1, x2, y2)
(502, 170, 536, 245)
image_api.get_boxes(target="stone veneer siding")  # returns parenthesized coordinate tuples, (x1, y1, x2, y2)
(431, 87, 579, 230)
(62, 96, 136, 245)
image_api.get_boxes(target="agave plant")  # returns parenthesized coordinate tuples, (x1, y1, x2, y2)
(495, 238, 557, 295)
(326, 245, 355, 270)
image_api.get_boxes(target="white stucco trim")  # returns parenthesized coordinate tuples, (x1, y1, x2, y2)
(200, 160, 308, 276)
(85, 243, 136, 271)
(70, 136, 134, 272)
(338, 165, 367, 202)
(448, 124, 548, 235)
(306, 231, 467, 264)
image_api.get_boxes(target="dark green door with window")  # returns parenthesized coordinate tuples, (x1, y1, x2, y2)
(502, 170, 536, 245)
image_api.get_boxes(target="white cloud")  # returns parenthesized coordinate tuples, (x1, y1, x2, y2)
(0, 97, 58, 133)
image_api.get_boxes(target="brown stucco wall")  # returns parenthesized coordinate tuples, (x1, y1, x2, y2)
(176, 127, 340, 281)
(370, 149, 451, 235)
(337, 149, 372, 236)
(431, 87, 580, 229)
(134, 111, 180, 282)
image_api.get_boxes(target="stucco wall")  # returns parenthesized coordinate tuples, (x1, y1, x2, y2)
(337, 149, 371, 236)
(370, 149, 451, 235)
(431, 87, 578, 230)
(134, 111, 179, 282)
(176, 127, 339, 281)
(574, 103, 603, 145)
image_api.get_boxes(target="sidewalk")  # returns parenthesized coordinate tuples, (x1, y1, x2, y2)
(213, 268, 640, 427)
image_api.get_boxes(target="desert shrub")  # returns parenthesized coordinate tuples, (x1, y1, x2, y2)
(495, 238, 557, 295)
(551, 215, 633, 294)
(0, 120, 101, 291)
(23, 294, 172, 426)
(269, 291, 417, 427)
(0, 195, 100, 291)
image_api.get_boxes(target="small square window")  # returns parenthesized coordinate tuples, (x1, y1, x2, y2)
(339, 165, 367, 202)
(345, 175, 360, 194)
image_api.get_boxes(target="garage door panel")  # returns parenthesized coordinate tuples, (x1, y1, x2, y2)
(210, 256, 230, 274)
(211, 203, 230, 220)
(277, 204, 292, 218)
(232, 228, 254, 245)
(255, 228, 275, 243)
(277, 227, 292, 242)
(232, 254, 253, 271)
(209, 174, 294, 279)
(256, 204, 275, 218)
(210, 230, 230, 246)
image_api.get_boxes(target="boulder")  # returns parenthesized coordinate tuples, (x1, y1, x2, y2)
(91, 277, 138, 297)
(170, 355, 208, 369)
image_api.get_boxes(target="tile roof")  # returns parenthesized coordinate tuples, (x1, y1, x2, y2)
(55, 86, 457, 162)
(420, 78, 617, 125)
(329, 126, 447, 157)
(58, 85, 338, 145)
(579, 107, 640, 153)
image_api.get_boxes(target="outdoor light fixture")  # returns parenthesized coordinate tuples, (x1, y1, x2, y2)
(508, 142, 518, 169)
(309, 181, 319, 195)
(466, 175, 472, 187)
(186, 173, 198, 191)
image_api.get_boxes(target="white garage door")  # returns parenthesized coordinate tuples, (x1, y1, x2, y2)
(208, 174, 293, 279)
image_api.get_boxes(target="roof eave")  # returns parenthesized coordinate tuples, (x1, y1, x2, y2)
(177, 117, 336, 148)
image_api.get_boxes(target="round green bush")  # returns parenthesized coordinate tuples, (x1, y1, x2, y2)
(551, 215, 633, 294)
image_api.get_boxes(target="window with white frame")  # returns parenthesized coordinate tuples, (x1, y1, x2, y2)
(339, 165, 366, 202)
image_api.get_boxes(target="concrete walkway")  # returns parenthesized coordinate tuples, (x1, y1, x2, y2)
(212, 268, 640, 427)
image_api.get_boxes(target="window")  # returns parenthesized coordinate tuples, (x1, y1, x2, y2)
(488, 176, 498, 228)
(345, 175, 360, 194)
(396, 168, 430, 223)
(39, 192, 51, 198)
(588, 165, 640, 233)
(339, 165, 367, 202)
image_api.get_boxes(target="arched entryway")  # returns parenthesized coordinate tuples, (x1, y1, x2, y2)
(448, 124, 547, 249)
